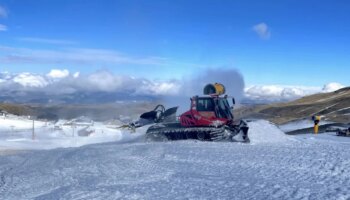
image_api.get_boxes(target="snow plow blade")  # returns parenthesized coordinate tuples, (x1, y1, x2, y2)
(122, 105, 178, 130)
(139, 105, 178, 123)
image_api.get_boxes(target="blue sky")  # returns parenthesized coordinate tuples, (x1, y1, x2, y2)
(0, 0, 350, 86)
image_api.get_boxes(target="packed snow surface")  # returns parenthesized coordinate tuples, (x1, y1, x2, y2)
(0, 120, 350, 199)
(0, 115, 145, 150)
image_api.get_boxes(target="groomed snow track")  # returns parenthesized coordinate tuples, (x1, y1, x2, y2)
(0, 120, 349, 199)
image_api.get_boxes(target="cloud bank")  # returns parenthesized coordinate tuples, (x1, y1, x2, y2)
(0, 70, 180, 96)
(0, 69, 346, 104)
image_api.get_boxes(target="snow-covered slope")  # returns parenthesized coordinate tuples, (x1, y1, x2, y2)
(0, 115, 46, 131)
(0, 120, 350, 199)
(0, 115, 147, 150)
(0, 117, 288, 150)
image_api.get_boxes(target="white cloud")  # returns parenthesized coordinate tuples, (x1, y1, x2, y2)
(245, 85, 321, 102)
(1, 70, 239, 98)
(85, 71, 124, 92)
(0, 24, 7, 31)
(0, 70, 170, 95)
(156, 82, 181, 95)
(244, 83, 347, 103)
(13, 73, 48, 88)
(252, 23, 271, 40)
(136, 81, 181, 95)
(17, 37, 77, 45)
(46, 69, 70, 79)
(322, 82, 345, 93)
(1, 69, 347, 104)
(0, 6, 7, 18)
(0, 71, 11, 80)
(73, 72, 80, 78)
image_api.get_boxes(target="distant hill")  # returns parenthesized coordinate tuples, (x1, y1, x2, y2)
(0, 90, 157, 104)
(0, 102, 157, 122)
(0, 90, 159, 122)
(3, 87, 350, 124)
(0, 103, 34, 116)
(236, 87, 350, 124)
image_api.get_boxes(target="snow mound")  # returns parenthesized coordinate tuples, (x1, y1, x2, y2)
(247, 120, 290, 144)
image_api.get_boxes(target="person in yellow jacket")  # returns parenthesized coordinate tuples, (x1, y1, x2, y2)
(312, 115, 321, 134)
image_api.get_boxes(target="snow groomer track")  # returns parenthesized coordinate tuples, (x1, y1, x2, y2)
(0, 120, 350, 200)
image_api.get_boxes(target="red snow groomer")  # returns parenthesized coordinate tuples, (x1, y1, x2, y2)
(142, 83, 250, 142)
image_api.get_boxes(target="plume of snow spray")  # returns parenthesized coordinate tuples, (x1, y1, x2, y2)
(161, 68, 245, 113)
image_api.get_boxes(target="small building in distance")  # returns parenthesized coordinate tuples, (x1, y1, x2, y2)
(0, 110, 9, 118)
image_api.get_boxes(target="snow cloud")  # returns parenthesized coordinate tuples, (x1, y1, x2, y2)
(252, 23, 271, 40)
(46, 69, 70, 79)
(0, 24, 7, 31)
